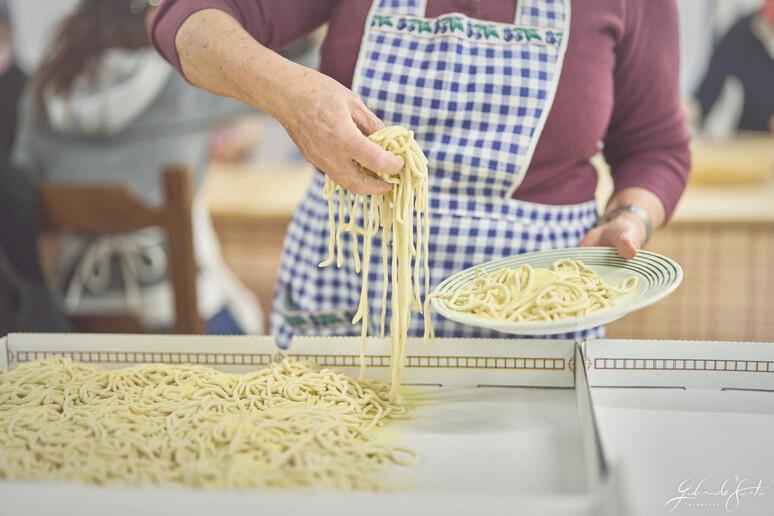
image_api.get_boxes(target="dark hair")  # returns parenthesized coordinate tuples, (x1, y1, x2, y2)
(32, 0, 151, 123)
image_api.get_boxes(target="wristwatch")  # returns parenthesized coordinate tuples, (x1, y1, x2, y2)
(594, 204, 652, 245)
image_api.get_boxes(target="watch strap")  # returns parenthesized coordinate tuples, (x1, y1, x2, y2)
(595, 204, 652, 245)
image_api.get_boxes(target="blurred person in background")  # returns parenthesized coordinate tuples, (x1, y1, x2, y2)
(11, 0, 265, 335)
(685, 0, 774, 135)
(0, 2, 26, 160)
(2, 1, 71, 335)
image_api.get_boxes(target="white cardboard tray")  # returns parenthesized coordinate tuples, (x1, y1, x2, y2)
(2, 334, 773, 515)
(584, 339, 774, 516)
(0, 333, 619, 516)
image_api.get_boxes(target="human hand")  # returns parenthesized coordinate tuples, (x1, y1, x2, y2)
(579, 212, 647, 259)
(274, 67, 404, 194)
(171, 9, 403, 195)
(582, 189, 664, 259)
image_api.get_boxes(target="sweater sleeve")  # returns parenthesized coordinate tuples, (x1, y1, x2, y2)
(602, 0, 691, 221)
(148, 0, 334, 78)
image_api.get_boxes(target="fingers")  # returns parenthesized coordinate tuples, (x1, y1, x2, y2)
(610, 217, 644, 258)
(577, 231, 597, 248)
(349, 99, 405, 177)
(350, 98, 385, 136)
(313, 122, 402, 194)
(614, 236, 638, 259)
(309, 134, 396, 195)
(278, 74, 404, 194)
(581, 223, 640, 259)
(335, 158, 396, 195)
(350, 138, 405, 178)
(315, 113, 403, 194)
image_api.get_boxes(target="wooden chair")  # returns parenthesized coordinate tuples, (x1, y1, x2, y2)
(36, 166, 203, 334)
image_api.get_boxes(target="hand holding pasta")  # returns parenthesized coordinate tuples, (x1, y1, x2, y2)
(320, 125, 430, 401)
(279, 67, 405, 195)
(425, 259, 638, 335)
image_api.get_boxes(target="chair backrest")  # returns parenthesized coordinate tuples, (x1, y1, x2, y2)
(36, 166, 203, 334)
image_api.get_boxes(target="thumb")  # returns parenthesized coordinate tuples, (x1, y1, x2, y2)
(351, 137, 405, 177)
(614, 231, 639, 259)
(349, 100, 405, 176)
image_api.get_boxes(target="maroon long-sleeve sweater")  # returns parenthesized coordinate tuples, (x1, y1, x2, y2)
(150, 0, 691, 219)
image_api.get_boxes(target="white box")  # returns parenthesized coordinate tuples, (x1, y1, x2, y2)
(3, 334, 773, 515)
(585, 339, 774, 516)
(0, 333, 619, 516)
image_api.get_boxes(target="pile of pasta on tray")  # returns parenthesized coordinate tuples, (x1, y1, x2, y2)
(0, 356, 419, 491)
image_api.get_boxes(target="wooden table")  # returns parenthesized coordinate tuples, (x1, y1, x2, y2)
(687, 131, 774, 187)
(603, 132, 774, 341)
(203, 161, 313, 329)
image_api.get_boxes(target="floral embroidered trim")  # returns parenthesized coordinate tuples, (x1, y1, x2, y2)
(369, 13, 563, 47)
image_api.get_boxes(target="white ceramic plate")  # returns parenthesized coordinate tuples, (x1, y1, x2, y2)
(429, 247, 683, 335)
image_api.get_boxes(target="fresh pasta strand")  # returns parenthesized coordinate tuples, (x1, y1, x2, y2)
(320, 126, 429, 402)
(424, 259, 638, 336)
(0, 357, 419, 491)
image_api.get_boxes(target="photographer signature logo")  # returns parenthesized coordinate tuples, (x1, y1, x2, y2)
(665, 476, 768, 512)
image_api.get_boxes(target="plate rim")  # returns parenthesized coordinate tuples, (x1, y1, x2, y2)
(429, 247, 683, 335)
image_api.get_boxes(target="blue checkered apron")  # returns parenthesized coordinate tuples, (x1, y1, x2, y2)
(271, 0, 602, 348)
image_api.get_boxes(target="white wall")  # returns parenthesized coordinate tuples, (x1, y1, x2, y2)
(677, 0, 714, 98)
(6, 0, 78, 74)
